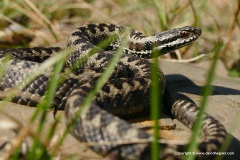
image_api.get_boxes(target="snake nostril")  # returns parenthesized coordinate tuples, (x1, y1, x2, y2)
(195, 28, 202, 36)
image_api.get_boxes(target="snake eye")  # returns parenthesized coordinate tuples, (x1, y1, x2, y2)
(180, 30, 190, 37)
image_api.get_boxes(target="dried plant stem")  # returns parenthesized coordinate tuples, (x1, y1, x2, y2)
(220, 1, 240, 57)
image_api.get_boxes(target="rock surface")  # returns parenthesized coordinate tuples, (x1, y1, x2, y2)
(0, 60, 239, 159)
(161, 60, 240, 160)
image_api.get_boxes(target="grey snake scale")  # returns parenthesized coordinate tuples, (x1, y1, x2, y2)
(0, 23, 227, 159)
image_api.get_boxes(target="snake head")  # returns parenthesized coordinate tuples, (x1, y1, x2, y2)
(153, 26, 201, 55)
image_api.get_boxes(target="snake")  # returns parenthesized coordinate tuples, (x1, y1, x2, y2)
(0, 23, 227, 159)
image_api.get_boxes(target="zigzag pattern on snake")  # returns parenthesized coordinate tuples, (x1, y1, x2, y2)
(0, 23, 227, 160)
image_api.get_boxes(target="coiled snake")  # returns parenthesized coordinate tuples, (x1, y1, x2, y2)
(0, 23, 227, 159)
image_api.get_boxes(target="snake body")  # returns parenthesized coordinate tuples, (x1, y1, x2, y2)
(0, 23, 226, 159)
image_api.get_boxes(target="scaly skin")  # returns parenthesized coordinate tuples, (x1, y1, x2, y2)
(0, 24, 226, 159)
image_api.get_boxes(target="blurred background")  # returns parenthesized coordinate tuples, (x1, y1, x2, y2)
(0, 0, 239, 77)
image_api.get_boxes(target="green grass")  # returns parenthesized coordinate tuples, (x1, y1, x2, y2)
(0, 49, 70, 159)
(150, 52, 161, 160)
(186, 41, 224, 160)
(0, 0, 239, 160)
(0, 31, 130, 159)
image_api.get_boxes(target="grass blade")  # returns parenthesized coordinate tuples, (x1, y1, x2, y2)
(52, 30, 130, 153)
(150, 52, 161, 160)
(186, 41, 223, 160)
